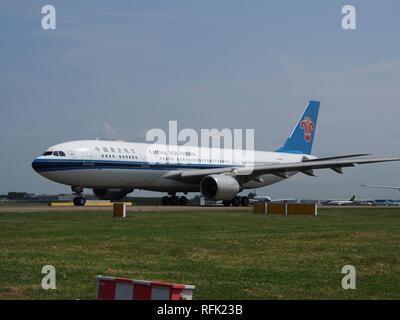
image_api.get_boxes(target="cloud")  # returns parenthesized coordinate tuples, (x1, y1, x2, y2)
(102, 121, 119, 139)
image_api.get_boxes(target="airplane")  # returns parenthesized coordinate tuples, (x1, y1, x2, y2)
(372, 199, 400, 206)
(246, 191, 272, 203)
(252, 195, 272, 203)
(247, 192, 298, 204)
(32, 100, 400, 207)
(324, 195, 356, 206)
(361, 184, 400, 192)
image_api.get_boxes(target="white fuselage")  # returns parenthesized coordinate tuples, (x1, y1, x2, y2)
(32, 140, 313, 192)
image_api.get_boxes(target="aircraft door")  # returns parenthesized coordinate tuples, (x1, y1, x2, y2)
(83, 149, 94, 165)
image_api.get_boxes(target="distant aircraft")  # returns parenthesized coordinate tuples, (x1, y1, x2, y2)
(325, 195, 356, 206)
(373, 199, 400, 206)
(247, 192, 271, 203)
(251, 196, 272, 203)
(249, 193, 297, 204)
(361, 184, 400, 192)
(32, 100, 400, 206)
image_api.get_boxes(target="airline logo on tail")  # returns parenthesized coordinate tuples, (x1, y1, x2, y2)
(300, 116, 315, 142)
(276, 100, 319, 154)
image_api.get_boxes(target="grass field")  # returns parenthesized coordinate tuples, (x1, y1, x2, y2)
(1, 207, 400, 300)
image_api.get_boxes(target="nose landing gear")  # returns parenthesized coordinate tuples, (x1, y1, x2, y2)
(71, 186, 86, 206)
(73, 196, 86, 206)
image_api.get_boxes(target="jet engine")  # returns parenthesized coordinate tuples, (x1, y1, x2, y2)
(200, 175, 241, 200)
(93, 188, 133, 200)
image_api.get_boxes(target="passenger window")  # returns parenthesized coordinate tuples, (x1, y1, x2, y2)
(103, 147, 109, 152)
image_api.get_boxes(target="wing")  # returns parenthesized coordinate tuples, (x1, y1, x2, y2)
(164, 155, 400, 183)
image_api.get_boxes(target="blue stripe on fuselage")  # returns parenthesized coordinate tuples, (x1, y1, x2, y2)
(32, 159, 236, 172)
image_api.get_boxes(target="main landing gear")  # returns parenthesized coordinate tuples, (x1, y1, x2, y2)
(71, 186, 86, 207)
(161, 192, 188, 206)
(222, 196, 249, 207)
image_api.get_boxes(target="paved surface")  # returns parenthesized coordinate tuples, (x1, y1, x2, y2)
(0, 205, 251, 213)
(1, 204, 396, 213)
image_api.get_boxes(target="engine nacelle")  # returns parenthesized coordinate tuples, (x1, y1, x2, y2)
(93, 188, 133, 200)
(200, 175, 241, 200)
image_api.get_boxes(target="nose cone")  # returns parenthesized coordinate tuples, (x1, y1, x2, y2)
(32, 158, 40, 172)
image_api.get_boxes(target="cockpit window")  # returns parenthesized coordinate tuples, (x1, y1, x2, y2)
(41, 150, 66, 157)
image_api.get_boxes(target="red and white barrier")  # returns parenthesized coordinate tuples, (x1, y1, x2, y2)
(96, 276, 195, 300)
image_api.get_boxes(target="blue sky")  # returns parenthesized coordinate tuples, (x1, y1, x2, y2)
(1, 1, 400, 199)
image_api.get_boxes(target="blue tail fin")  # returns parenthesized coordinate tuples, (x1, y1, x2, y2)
(276, 100, 320, 155)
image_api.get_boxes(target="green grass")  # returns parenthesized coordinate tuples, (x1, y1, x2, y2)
(0, 201, 47, 206)
(1, 208, 400, 299)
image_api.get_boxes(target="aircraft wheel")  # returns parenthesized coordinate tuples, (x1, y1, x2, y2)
(241, 196, 250, 207)
(161, 196, 171, 206)
(231, 196, 241, 207)
(222, 200, 231, 207)
(73, 197, 86, 206)
(171, 196, 179, 206)
(179, 196, 188, 206)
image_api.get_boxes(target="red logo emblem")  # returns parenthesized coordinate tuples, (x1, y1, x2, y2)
(300, 117, 314, 142)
